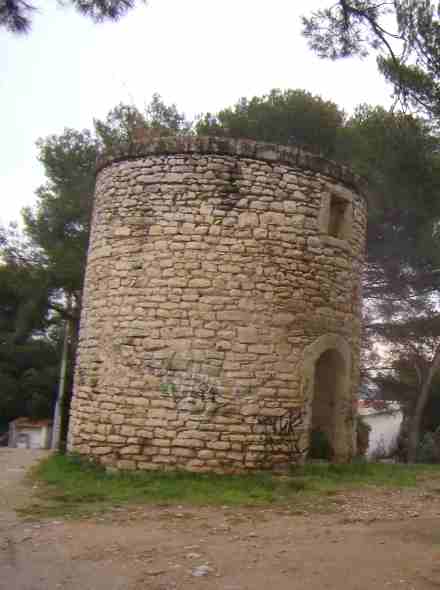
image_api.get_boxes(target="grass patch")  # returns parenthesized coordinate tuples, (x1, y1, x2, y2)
(27, 453, 440, 519)
(290, 461, 440, 489)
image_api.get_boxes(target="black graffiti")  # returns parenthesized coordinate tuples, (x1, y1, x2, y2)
(256, 408, 308, 463)
(159, 372, 220, 405)
(256, 408, 305, 435)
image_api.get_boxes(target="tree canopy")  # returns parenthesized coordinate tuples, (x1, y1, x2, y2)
(95, 94, 191, 152)
(302, 1, 440, 122)
(1, 0, 142, 34)
(195, 88, 345, 158)
(0, 250, 60, 428)
(339, 105, 440, 304)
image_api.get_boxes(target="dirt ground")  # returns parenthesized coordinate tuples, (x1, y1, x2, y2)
(1, 449, 440, 590)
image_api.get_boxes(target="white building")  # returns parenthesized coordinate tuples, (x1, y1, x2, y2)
(358, 401, 403, 458)
(8, 418, 53, 449)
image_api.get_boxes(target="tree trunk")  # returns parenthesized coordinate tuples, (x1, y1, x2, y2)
(406, 346, 440, 463)
(407, 408, 423, 463)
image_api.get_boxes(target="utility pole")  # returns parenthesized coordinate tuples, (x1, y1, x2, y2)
(51, 299, 72, 450)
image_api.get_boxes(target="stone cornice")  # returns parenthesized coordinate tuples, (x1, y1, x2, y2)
(96, 134, 368, 202)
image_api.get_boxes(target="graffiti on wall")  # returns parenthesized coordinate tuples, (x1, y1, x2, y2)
(146, 352, 308, 463)
(256, 408, 308, 463)
(146, 352, 237, 417)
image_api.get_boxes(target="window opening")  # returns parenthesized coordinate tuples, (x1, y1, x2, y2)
(328, 195, 348, 239)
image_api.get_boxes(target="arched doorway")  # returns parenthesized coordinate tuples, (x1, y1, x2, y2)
(301, 335, 353, 462)
(310, 349, 346, 460)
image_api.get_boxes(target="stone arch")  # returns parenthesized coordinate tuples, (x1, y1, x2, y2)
(301, 334, 352, 462)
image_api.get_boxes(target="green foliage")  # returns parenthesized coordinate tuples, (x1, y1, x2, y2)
(196, 88, 345, 158)
(422, 376, 440, 432)
(95, 94, 192, 153)
(302, 1, 440, 122)
(302, 1, 395, 61)
(94, 103, 147, 152)
(1, 0, 141, 34)
(0, 337, 59, 424)
(416, 428, 440, 463)
(22, 128, 97, 301)
(308, 429, 333, 461)
(159, 382, 177, 396)
(0, 262, 49, 345)
(340, 106, 440, 301)
(145, 93, 192, 134)
(0, 259, 59, 425)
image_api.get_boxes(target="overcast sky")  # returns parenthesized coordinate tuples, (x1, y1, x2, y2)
(0, 0, 393, 227)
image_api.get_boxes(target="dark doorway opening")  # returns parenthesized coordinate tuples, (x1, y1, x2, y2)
(309, 349, 346, 460)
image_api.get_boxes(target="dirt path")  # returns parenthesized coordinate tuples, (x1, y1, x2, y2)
(0, 448, 49, 526)
(1, 449, 440, 590)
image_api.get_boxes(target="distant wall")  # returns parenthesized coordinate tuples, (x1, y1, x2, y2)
(8, 422, 52, 449)
(363, 410, 403, 458)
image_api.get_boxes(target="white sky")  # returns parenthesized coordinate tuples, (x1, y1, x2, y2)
(0, 0, 393, 227)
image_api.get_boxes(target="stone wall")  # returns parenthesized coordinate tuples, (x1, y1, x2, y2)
(68, 136, 367, 472)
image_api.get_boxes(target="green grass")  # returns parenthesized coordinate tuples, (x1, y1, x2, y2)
(26, 453, 440, 519)
(291, 460, 440, 488)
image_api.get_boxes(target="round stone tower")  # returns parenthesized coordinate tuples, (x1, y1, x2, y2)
(68, 135, 367, 472)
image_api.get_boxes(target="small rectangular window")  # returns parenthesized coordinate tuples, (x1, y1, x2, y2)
(328, 195, 348, 239)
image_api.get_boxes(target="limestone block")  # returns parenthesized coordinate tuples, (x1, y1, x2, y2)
(94, 447, 112, 455)
(189, 278, 211, 288)
(207, 441, 231, 451)
(152, 439, 171, 447)
(174, 448, 195, 457)
(158, 447, 171, 455)
(108, 435, 125, 443)
(114, 227, 131, 237)
(198, 450, 215, 459)
(247, 344, 272, 354)
(120, 445, 141, 455)
(260, 212, 286, 226)
(120, 425, 136, 436)
(110, 414, 124, 425)
(173, 438, 204, 449)
(237, 327, 258, 344)
(117, 460, 136, 469)
(238, 212, 259, 227)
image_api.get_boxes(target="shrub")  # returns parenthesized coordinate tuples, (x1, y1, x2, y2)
(416, 427, 440, 463)
(309, 428, 333, 460)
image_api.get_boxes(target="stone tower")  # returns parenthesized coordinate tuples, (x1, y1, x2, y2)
(68, 136, 367, 472)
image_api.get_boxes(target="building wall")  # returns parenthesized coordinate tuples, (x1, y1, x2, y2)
(363, 410, 403, 458)
(8, 424, 52, 449)
(68, 136, 367, 472)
